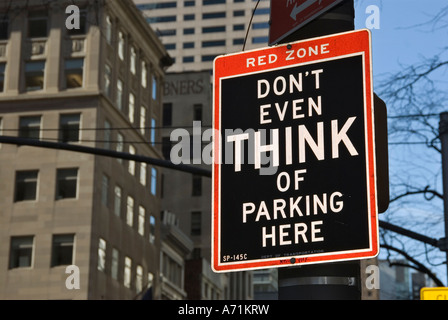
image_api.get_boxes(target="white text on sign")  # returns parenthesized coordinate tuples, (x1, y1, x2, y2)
(246, 43, 330, 68)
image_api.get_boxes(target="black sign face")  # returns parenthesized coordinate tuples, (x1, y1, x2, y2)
(212, 30, 379, 272)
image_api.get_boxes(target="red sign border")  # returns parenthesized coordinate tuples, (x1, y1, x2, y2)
(212, 29, 378, 273)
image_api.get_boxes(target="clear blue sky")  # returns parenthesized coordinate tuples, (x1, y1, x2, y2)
(354, 0, 448, 285)
(354, 0, 448, 78)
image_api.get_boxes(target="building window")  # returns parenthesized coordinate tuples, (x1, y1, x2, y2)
(104, 120, 111, 150)
(25, 61, 45, 91)
(151, 168, 157, 196)
(15, 170, 38, 202)
(204, 0, 226, 4)
(192, 175, 202, 196)
(202, 55, 217, 62)
(105, 15, 112, 44)
(191, 211, 202, 236)
(104, 64, 111, 97)
(162, 253, 182, 288)
(150, 118, 156, 145)
(138, 206, 145, 236)
(233, 38, 244, 45)
(253, 22, 269, 29)
(51, 234, 75, 267)
(9, 236, 34, 269)
(128, 145, 136, 175)
(0, 16, 8, 40)
(59, 113, 80, 143)
(194, 104, 202, 121)
(184, 14, 195, 21)
(0, 63, 5, 92)
(19, 115, 41, 140)
(234, 24, 245, 31)
(163, 103, 172, 127)
(140, 163, 147, 186)
(130, 47, 137, 75)
(203, 12, 226, 19)
(97, 238, 106, 272)
(28, 10, 48, 38)
(254, 7, 270, 15)
(202, 40, 226, 48)
(118, 31, 125, 60)
(152, 76, 158, 100)
(140, 106, 146, 135)
(65, 58, 84, 88)
(183, 28, 195, 35)
(233, 10, 245, 17)
(124, 256, 132, 288)
(137, 2, 177, 9)
(56, 168, 78, 200)
(111, 248, 119, 280)
(149, 215, 156, 244)
(183, 56, 194, 63)
(185, 1, 195, 6)
(116, 132, 124, 163)
(202, 26, 225, 33)
(116, 79, 123, 110)
(252, 36, 268, 44)
(141, 61, 147, 88)
(126, 196, 134, 227)
(136, 265, 143, 293)
(102, 174, 109, 206)
(183, 42, 194, 49)
(157, 29, 176, 37)
(147, 16, 177, 23)
(129, 93, 135, 123)
(0, 117, 2, 148)
(114, 185, 122, 217)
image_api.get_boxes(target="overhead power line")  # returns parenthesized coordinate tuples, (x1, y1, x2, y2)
(2, 136, 446, 253)
(0, 135, 211, 178)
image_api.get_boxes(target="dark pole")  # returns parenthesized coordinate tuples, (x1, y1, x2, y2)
(438, 112, 448, 284)
(274, 0, 363, 300)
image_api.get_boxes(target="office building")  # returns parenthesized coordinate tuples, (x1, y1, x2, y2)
(138, 0, 269, 299)
(0, 0, 172, 299)
(133, 0, 271, 72)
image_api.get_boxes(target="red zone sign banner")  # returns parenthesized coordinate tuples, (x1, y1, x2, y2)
(212, 29, 379, 272)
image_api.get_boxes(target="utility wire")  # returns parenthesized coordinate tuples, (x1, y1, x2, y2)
(242, 0, 261, 51)
(0, 135, 212, 177)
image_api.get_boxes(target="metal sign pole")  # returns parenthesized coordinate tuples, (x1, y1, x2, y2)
(439, 112, 448, 284)
(275, 0, 362, 300)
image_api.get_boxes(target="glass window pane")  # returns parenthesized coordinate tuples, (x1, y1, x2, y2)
(111, 248, 119, 280)
(0, 63, 5, 92)
(102, 174, 109, 206)
(15, 170, 38, 202)
(19, 116, 41, 139)
(56, 168, 78, 199)
(0, 18, 8, 40)
(97, 238, 106, 271)
(25, 61, 45, 91)
(51, 234, 74, 267)
(126, 196, 134, 226)
(151, 168, 157, 195)
(124, 256, 132, 288)
(9, 236, 34, 269)
(65, 59, 84, 88)
(114, 185, 122, 217)
(59, 114, 80, 143)
(28, 11, 48, 38)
